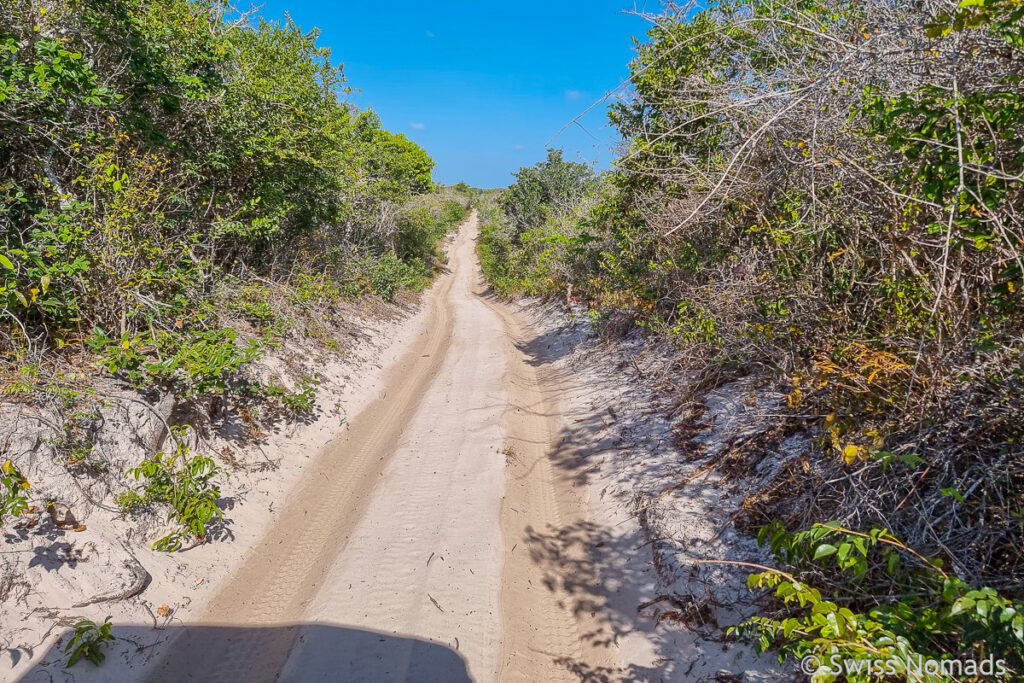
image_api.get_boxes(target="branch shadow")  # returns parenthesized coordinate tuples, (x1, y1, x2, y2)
(499, 306, 792, 681)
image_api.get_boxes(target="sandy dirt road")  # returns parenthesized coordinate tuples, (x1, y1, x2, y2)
(147, 212, 607, 682)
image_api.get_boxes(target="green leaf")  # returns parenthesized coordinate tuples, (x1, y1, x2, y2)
(813, 544, 838, 560)
(886, 551, 901, 575)
(941, 487, 965, 503)
(0, 254, 13, 270)
(837, 543, 852, 564)
(900, 453, 925, 468)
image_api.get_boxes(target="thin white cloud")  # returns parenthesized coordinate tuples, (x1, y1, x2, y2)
(425, 30, 435, 38)
(565, 89, 583, 101)
(409, 122, 425, 130)
(513, 144, 525, 150)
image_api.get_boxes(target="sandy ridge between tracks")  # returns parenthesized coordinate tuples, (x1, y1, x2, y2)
(145, 211, 607, 682)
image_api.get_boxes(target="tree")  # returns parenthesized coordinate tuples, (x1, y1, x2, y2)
(498, 149, 595, 234)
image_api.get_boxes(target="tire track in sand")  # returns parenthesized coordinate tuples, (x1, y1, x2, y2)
(478, 275, 618, 682)
(148, 212, 601, 682)
(148, 225, 459, 682)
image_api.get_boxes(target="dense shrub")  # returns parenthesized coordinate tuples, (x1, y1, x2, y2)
(0, 0, 450, 362)
(480, 0, 1024, 670)
(478, 150, 598, 297)
(0, 0, 469, 554)
(1, 0, 471, 406)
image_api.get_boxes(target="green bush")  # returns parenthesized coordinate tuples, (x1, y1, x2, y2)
(64, 617, 114, 667)
(125, 428, 223, 552)
(1, 0, 441, 363)
(477, 153, 599, 299)
(281, 376, 320, 416)
(732, 522, 1024, 680)
(146, 329, 264, 395)
(0, 459, 30, 525)
(88, 326, 263, 396)
(396, 200, 465, 263)
(497, 149, 595, 235)
(369, 251, 418, 302)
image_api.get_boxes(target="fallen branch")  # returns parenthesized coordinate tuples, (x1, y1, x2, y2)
(71, 542, 149, 608)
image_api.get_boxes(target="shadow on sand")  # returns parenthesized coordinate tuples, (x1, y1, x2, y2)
(477, 288, 783, 681)
(20, 623, 472, 683)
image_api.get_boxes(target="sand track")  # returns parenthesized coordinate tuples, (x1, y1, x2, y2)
(146, 212, 596, 682)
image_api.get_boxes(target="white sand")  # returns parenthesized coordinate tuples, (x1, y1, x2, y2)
(125, 212, 594, 682)
(11, 212, 784, 683)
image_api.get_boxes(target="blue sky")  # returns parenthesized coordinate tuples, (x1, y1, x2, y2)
(255, 1, 658, 188)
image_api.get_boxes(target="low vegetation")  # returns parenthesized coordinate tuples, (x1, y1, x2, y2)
(480, 0, 1024, 675)
(732, 522, 1023, 681)
(118, 426, 222, 551)
(0, 459, 30, 524)
(1, 0, 468, 547)
(64, 616, 114, 667)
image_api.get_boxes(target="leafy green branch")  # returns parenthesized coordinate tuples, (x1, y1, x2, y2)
(119, 427, 223, 552)
(730, 522, 1024, 680)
